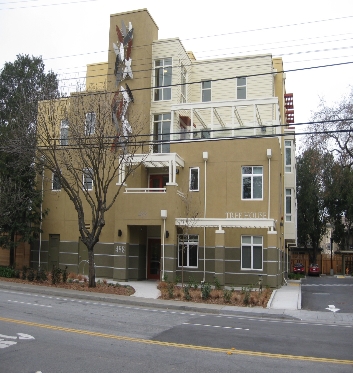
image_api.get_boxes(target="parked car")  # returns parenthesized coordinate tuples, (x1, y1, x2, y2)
(293, 263, 305, 275)
(308, 264, 320, 276)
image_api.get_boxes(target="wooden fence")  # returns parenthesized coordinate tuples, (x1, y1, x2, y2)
(290, 253, 343, 275)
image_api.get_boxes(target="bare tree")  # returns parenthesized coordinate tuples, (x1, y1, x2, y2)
(305, 87, 353, 166)
(176, 189, 200, 287)
(36, 90, 145, 287)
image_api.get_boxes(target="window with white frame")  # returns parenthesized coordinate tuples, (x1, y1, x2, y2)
(285, 188, 292, 222)
(285, 140, 292, 172)
(178, 234, 198, 267)
(237, 77, 246, 99)
(153, 113, 170, 153)
(189, 167, 199, 191)
(180, 65, 187, 103)
(241, 235, 263, 270)
(201, 80, 211, 102)
(85, 112, 96, 135)
(154, 58, 172, 101)
(83, 168, 93, 190)
(242, 166, 263, 199)
(52, 172, 61, 191)
(60, 119, 69, 146)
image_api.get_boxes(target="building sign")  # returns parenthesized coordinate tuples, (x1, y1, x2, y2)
(226, 212, 267, 219)
(116, 245, 125, 254)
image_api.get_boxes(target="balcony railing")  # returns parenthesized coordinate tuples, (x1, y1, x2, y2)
(124, 188, 166, 193)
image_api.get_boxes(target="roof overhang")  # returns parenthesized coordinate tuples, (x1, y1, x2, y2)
(175, 218, 276, 231)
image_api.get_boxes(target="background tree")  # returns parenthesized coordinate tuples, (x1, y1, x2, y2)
(36, 91, 144, 287)
(296, 148, 328, 263)
(323, 160, 353, 251)
(305, 87, 353, 167)
(0, 55, 59, 264)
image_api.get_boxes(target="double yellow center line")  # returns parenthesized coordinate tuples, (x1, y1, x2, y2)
(0, 316, 352, 365)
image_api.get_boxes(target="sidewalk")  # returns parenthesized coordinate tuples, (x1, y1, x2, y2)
(1, 280, 352, 325)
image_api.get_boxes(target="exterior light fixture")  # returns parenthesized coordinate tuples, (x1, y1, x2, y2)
(166, 231, 169, 238)
(118, 229, 122, 237)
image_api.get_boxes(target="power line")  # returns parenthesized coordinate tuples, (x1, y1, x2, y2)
(0, 0, 98, 10)
(54, 60, 353, 99)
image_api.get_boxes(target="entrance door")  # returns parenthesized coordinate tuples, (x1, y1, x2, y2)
(48, 234, 60, 270)
(149, 175, 168, 189)
(147, 239, 161, 279)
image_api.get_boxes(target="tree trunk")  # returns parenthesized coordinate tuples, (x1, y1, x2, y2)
(88, 249, 96, 287)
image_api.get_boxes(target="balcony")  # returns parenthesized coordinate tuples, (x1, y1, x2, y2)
(118, 152, 184, 188)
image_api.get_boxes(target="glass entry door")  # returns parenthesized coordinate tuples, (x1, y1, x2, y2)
(147, 238, 161, 279)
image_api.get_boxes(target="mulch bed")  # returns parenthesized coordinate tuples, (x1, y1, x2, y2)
(0, 277, 135, 296)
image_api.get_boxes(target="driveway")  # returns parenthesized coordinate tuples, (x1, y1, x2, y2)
(301, 276, 353, 313)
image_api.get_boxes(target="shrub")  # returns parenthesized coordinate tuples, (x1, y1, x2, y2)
(36, 268, 47, 282)
(167, 282, 174, 298)
(214, 276, 222, 290)
(0, 266, 16, 278)
(183, 284, 191, 301)
(27, 268, 35, 282)
(223, 289, 232, 303)
(21, 266, 28, 280)
(62, 266, 68, 283)
(201, 282, 211, 300)
(51, 266, 62, 285)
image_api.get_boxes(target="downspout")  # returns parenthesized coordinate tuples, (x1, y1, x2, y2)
(203, 152, 208, 282)
(161, 210, 167, 281)
(39, 162, 45, 270)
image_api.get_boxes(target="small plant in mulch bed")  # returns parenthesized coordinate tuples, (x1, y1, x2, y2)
(21, 266, 28, 280)
(201, 282, 211, 300)
(223, 289, 232, 303)
(51, 265, 62, 285)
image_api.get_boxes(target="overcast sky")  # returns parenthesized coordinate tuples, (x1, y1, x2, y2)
(1, 0, 352, 143)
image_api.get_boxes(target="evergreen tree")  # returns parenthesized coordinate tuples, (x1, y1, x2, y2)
(0, 55, 59, 264)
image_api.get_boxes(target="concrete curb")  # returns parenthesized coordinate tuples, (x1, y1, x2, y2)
(266, 289, 277, 309)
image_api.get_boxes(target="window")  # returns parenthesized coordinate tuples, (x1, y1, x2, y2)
(242, 166, 263, 199)
(285, 188, 292, 222)
(85, 112, 96, 135)
(178, 234, 198, 267)
(201, 80, 211, 102)
(83, 168, 93, 190)
(237, 77, 246, 99)
(154, 58, 172, 101)
(52, 172, 61, 191)
(241, 236, 263, 270)
(180, 65, 187, 103)
(189, 167, 199, 191)
(285, 140, 292, 172)
(153, 113, 170, 153)
(60, 119, 69, 146)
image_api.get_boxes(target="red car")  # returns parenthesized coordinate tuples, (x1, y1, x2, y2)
(293, 263, 305, 274)
(308, 264, 320, 276)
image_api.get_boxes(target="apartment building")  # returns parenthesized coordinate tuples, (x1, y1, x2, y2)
(32, 8, 297, 287)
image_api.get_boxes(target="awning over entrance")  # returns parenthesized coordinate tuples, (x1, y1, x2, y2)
(175, 217, 276, 231)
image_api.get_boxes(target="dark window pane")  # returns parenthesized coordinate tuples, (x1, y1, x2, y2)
(189, 244, 198, 266)
(242, 246, 251, 268)
(163, 87, 171, 100)
(253, 176, 262, 199)
(202, 89, 211, 102)
(253, 246, 262, 269)
(242, 166, 252, 174)
(243, 177, 251, 198)
(237, 86, 246, 99)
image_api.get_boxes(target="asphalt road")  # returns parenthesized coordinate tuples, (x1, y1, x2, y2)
(0, 287, 352, 373)
(301, 276, 353, 313)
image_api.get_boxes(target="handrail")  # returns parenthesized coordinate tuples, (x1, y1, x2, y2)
(124, 188, 167, 193)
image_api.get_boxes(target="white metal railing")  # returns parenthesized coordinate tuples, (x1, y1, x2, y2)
(124, 188, 166, 193)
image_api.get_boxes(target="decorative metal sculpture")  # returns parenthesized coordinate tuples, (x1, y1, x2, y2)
(111, 20, 134, 150)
